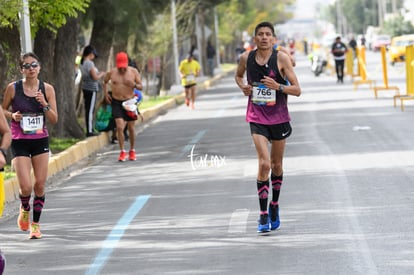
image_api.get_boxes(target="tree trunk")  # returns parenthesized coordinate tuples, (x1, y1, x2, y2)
(52, 17, 84, 138)
(198, 9, 207, 76)
(89, 0, 116, 73)
(34, 28, 55, 83)
(0, 26, 21, 101)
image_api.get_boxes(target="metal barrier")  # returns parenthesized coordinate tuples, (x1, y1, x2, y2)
(353, 46, 375, 90)
(373, 46, 400, 98)
(394, 44, 414, 111)
(345, 49, 359, 79)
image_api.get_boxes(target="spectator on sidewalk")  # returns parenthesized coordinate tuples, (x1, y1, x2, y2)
(206, 40, 216, 77)
(95, 96, 117, 144)
(80, 45, 105, 137)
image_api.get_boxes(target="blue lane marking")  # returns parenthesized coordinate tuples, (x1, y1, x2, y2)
(85, 195, 151, 275)
(180, 129, 207, 157)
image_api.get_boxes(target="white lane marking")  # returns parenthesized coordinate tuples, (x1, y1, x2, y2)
(228, 209, 249, 233)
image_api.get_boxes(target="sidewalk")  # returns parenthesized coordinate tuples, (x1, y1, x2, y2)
(1, 66, 236, 206)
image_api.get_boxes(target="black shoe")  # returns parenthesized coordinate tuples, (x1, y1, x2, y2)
(111, 137, 118, 144)
(86, 132, 99, 137)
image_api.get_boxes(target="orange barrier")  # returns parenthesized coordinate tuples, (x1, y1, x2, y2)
(373, 46, 399, 98)
(394, 44, 414, 111)
(353, 46, 375, 90)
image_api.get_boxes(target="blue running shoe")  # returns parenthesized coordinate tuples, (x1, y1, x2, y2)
(269, 204, 280, 230)
(257, 214, 271, 233)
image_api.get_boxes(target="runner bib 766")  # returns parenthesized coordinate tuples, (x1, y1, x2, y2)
(251, 82, 276, 106)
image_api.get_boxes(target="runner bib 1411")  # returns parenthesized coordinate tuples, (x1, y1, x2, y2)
(20, 113, 44, 134)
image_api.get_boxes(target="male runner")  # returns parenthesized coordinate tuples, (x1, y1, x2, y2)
(179, 54, 200, 109)
(103, 52, 143, 161)
(235, 21, 301, 233)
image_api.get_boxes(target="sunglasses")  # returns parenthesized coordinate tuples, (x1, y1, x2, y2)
(21, 62, 39, 70)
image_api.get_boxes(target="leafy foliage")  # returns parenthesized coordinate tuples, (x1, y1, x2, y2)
(0, 0, 22, 27)
(216, 0, 293, 46)
(31, 0, 90, 33)
(383, 15, 414, 37)
(0, 0, 89, 33)
(326, 0, 407, 34)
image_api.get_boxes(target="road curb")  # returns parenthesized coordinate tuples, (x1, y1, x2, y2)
(2, 66, 235, 205)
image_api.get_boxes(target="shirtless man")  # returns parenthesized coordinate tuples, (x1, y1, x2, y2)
(103, 52, 143, 161)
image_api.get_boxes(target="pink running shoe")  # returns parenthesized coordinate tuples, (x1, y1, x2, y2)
(17, 206, 30, 231)
(29, 222, 42, 239)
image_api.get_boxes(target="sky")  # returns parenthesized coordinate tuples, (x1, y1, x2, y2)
(293, 0, 331, 20)
(294, 0, 414, 21)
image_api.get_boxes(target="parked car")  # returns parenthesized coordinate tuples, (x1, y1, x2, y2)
(371, 34, 391, 51)
(388, 34, 414, 65)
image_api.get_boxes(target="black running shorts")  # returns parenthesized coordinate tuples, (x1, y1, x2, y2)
(111, 98, 137, 122)
(250, 122, 292, 141)
(11, 137, 49, 158)
(184, 83, 196, 89)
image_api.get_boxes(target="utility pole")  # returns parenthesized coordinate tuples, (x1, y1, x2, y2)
(391, 0, 397, 14)
(336, 0, 342, 34)
(214, 7, 221, 71)
(378, 0, 385, 27)
(195, 13, 204, 75)
(19, 0, 32, 53)
(171, 0, 180, 85)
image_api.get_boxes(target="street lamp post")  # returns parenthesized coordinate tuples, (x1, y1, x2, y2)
(336, 0, 342, 34)
(171, 0, 180, 85)
(19, 0, 32, 53)
(214, 7, 221, 71)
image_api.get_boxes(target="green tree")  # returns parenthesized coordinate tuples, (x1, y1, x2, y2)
(340, 0, 366, 34)
(383, 15, 414, 37)
(325, 0, 406, 34)
(216, 0, 294, 62)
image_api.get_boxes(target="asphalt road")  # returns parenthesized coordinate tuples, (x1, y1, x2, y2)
(1, 53, 414, 275)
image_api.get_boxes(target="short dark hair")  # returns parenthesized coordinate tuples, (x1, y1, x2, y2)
(20, 52, 40, 67)
(254, 22, 275, 36)
(81, 45, 98, 64)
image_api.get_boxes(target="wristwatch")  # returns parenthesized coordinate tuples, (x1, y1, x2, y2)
(43, 104, 51, 112)
(279, 84, 285, 93)
(0, 148, 7, 159)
